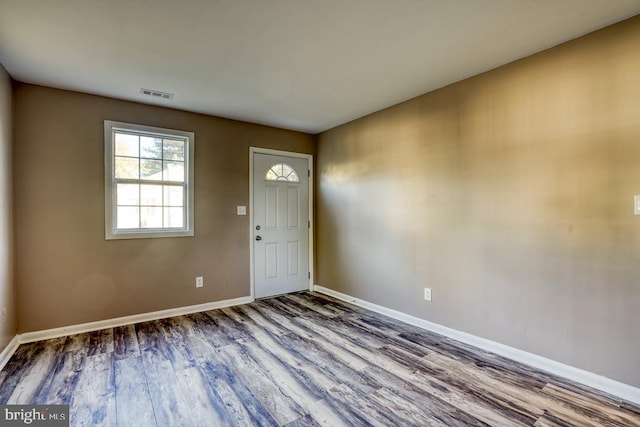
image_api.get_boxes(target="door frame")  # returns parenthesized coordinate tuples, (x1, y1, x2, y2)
(249, 147, 314, 300)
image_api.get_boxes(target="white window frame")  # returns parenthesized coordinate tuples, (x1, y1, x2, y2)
(104, 120, 195, 240)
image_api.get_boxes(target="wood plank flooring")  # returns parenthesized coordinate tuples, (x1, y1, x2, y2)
(1, 291, 639, 426)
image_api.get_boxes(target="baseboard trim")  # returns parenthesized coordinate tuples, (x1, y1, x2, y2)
(0, 335, 20, 371)
(19, 295, 254, 344)
(314, 285, 640, 406)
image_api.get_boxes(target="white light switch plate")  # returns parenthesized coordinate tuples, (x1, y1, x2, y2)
(635, 196, 640, 215)
(237, 206, 247, 215)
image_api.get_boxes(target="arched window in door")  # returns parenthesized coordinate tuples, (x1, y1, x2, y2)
(265, 163, 300, 182)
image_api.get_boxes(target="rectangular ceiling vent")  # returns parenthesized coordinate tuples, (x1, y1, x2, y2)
(140, 88, 174, 100)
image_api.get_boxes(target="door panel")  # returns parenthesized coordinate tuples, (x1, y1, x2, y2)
(265, 185, 278, 230)
(287, 187, 299, 228)
(287, 242, 299, 276)
(253, 153, 310, 298)
(265, 243, 278, 279)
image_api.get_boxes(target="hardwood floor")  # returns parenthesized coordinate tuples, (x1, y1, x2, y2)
(1, 291, 639, 426)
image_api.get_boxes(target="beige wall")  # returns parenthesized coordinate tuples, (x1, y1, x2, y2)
(317, 16, 640, 387)
(13, 84, 315, 332)
(0, 64, 15, 348)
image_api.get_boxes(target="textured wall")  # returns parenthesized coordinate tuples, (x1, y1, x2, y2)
(0, 64, 15, 348)
(13, 84, 315, 332)
(317, 16, 640, 386)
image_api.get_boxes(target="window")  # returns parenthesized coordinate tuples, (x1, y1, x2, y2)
(104, 121, 194, 239)
(265, 163, 300, 182)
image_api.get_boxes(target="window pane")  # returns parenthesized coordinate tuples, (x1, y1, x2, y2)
(163, 139, 185, 161)
(140, 184, 163, 206)
(164, 207, 184, 228)
(117, 184, 139, 205)
(164, 185, 184, 207)
(117, 207, 139, 229)
(115, 133, 139, 157)
(265, 163, 299, 182)
(287, 171, 299, 182)
(141, 206, 162, 228)
(141, 159, 163, 181)
(115, 156, 139, 179)
(140, 136, 162, 159)
(266, 169, 278, 180)
(163, 161, 184, 182)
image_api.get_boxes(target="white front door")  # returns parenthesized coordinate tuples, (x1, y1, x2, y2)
(253, 152, 310, 298)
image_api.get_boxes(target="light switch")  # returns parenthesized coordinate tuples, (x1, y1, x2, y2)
(237, 206, 247, 216)
(635, 196, 640, 216)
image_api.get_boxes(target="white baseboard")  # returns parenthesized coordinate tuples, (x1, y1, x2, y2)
(0, 295, 254, 369)
(0, 295, 253, 371)
(0, 335, 20, 371)
(314, 285, 640, 406)
(19, 295, 254, 344)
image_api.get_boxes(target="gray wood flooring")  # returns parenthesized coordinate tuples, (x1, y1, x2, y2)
(0, 291, 638, 426)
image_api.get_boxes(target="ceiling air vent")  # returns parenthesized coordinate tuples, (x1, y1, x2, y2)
(140, 88, 174, 100)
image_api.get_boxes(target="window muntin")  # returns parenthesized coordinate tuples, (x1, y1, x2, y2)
(265, 163, 300, 182)
(105, 121, 194, 239)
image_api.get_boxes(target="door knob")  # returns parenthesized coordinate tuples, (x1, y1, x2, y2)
(255, 235, 262, 241)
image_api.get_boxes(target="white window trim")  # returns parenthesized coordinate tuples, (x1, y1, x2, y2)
(104, 120, 195, 240)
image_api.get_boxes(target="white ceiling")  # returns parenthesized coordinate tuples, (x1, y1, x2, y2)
(1, 1, 639, 134)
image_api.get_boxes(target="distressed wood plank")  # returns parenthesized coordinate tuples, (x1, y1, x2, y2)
(0, 342, 45, 403)
(115, 356, 155, 427)
(368, 386, 466, 426)
(325, 383, 413, 426)
(541, 383, 640, 427)
(534, 412, 576, 427)
(154, 317, 198, 371)
(134, 320, 166, 351)
(113, 324, 140, 360)
(174, 367, 231, 426)
(141, 347, 195, 426)
(303, 398, 353, 427)
(7, 337, 67, 404)
(221, 307, 333, 399)
(282, 414, 324, 427)
(197, 355, 279, 426)
(63, 329, 114, 357)
(363, 364, 492, 426)
(185, 311, 236, 348)
(259, 295, 308, 317)
(34, 351, 84, 405)
(282, 293, 339, 318)
(86, 329, 114, 356)
(203, 309, 254, 342)
(217, 342, 307, 425)
(70, 353, 116, 427)
(233, 303, 291, 336)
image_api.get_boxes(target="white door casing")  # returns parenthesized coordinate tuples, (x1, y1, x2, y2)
(251, 150, 312, 299)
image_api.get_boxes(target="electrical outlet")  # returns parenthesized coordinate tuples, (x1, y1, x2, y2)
(424, 288, 432, 301)
(196, 276, 204, 288)
(1, 308, 6, 323)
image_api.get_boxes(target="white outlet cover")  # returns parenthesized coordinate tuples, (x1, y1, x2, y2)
(196, 276, 204, 288)
(634, 196, 640, 215)
(237, 206, 247, 215)
(424, 288, 432, 301)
